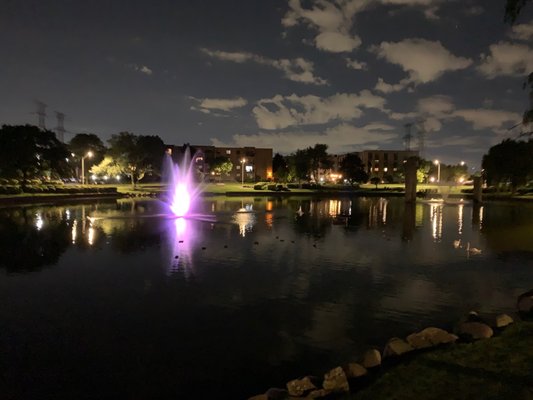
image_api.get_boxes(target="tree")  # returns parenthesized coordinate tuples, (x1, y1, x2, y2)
(416, 159, 431, 183)
(69, 133, 106, 175)
(89, 156, 123, 179)
(482, 138, 533, 192)
(107, 132, 165, 188)
(273, 153, 290, 182)
(211, 156, 233, 177)
(0, 124, 71, 185)
(291, 149, 310, 187)
(339, 153, 368, 186)
(505, 0, 533, 130)
(308, 144, 332, 182)
(370, 176, 381, 189)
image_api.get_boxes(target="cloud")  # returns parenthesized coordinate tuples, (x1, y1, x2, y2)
(189, 97, 248, 115)
(211, 122, 397, 154)
(252, 90, 386, 130)
(126, 64, 153, 75)
(416, 95, 454, 116)
(373, 39, 472, 89)
(451, 109, 521, 130)
(465, 6, 484, 16)
(345, 58, 368, 70)
(374, 77, 411, 93)
(478, 41, 533, 78)
(508, 20, 533, 41)
(282, 0, 364, 53)
(201, 48, 327, 85)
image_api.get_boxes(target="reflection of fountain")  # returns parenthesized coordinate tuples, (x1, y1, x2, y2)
(166, 217, 196, 276)
(430, 203, 443, 241)
(234, 211, 256, 237)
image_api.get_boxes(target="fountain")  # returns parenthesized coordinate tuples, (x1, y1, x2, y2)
(162, 148, 203, 218)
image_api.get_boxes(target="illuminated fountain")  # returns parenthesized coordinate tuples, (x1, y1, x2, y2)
(162, 148, 203, 219)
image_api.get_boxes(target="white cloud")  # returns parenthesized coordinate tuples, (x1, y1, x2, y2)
(478, 41, 533, 78)
(345, 58, 368, 70)
(373, 39, 472, 88)
(201, 48, 327, 85)
(282, 0, 363, 53)
(127, 64, 153, 75)
(211, 122, 397, 154)
(508, 20, 533, 41)
(190, 97, 248, 114)
(252, 90, 386, 130)
(417, 95, 454, 116)
(374, 77, 410, 93)
(451, 109, 521, 130)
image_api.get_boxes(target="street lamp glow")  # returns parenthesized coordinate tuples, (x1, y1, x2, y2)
(430, 176, 436, 183)
(433, 159, 441, 183)
(81, 151, 94, 185)
(240, 158, 246, 187)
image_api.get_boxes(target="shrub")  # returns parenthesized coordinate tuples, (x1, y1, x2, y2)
(254, 184, 265, 190)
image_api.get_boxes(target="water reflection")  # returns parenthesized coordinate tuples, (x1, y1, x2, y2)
(166, 217, 196, 276)
(430, 203, 443, 241)
(457, 204, 464, 235)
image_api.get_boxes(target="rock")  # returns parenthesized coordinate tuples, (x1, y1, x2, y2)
(383, 337, 414, 357)
(248, 395, 268, 400)
(305, 388, 332, 399)
(362, 348, 381, 368)
(345, 363, 367, 378)
(458, 321, 493, 339)
(264, 387, 288, 400)
(495, 313, 514, 328)
(406, 327, 458, 349)
(286, 377, 316, 397)
(517, 290, 533, 316)
(322, 366, 349, 393)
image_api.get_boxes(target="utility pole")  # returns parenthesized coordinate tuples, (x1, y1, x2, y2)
(55, 111, 66, 142)
(403, 123, 413, 151)
(34, 100, 47, 129)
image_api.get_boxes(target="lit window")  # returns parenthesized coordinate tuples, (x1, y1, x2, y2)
(384, 167, 388, 172)
(374, 168, 379, 171)
(245, 165, 253, 172)
(226, 149, 231, 155)
(236, 165, 240, 170)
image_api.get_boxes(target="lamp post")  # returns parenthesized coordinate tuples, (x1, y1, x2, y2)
(434, 159, 440, 183)
(240, 158, 246, 187)
(81, 151, 93, 185)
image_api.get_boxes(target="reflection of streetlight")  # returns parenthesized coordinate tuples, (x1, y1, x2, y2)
(81, 151, 93, 185)
(434, 159, 440, 183)
(240, 158, 246, 187)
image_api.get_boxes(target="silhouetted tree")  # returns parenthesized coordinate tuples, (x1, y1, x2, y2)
(370, 176, 380, 189)
(482, 138, 533, 192)
(339, 153, 368, 186)
(272, 153, 291, 182)
(308, 144, 332, 182)
(69, 133, 106, 173)
(291, 149, 310, 187)
(0, 124, 70, 185)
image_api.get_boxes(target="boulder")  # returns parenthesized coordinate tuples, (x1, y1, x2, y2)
(264, 387, 289, 400)
(362, 348, 382, 368)
(458, 322, 493, 339)
(517, 290, 533, 317)
(286, 377, 316, 397)
(383, 337, 414, 357)
(406, 327, 458, 349)
(322, 366, 349, 393)
(495, 313, 514, 328)
(305, 389, 332, 399)
(345, 363, 367, 378)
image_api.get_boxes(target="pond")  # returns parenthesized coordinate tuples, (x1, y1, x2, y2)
(0, 197, 532, 399)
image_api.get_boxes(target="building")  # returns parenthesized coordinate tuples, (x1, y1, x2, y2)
(359, 149, 419, 180)
(166, 144, 273, 182)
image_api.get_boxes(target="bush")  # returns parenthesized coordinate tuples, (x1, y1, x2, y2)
(8, 179, 19, 185)
(0, 178, 9, 185)
(0, 185, 23, 195)
(254, 184, 265, 190)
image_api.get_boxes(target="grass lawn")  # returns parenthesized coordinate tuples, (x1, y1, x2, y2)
(346, 321, 533, 400)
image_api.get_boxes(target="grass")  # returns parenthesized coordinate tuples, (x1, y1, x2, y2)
(345, 321, 533, 400)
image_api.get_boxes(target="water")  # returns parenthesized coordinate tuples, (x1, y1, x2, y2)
(0, 197, 532, 399)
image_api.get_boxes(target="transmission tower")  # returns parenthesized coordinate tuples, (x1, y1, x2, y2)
(403, 123, 413, 151)
(34, 100, 47, 129)
(416, 119, 426, 159)
(55, 111, 66, 142)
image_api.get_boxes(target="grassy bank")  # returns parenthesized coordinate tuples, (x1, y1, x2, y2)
(346, 321, 533, 400)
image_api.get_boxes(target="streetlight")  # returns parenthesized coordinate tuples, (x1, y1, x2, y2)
(240, 158, 246, 187)
(434, 159, 440, 183)
(81, 151, 93, 185)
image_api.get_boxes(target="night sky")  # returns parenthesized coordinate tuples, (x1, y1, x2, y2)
(1, 0, 532, 167)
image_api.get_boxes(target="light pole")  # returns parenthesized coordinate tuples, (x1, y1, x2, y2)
(240, 158, 246, 187)
(81, 151, 93, 185)
(434, 159, 440, 183)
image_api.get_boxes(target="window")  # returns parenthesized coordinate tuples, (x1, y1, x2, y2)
(226, 149, 231, 155)
(236, 165, 240, 170)
(245, 165, 253, 172)
(374, 167, 379, 172)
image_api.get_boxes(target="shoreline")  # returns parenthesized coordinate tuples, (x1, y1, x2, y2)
(0, 190, 532, 207)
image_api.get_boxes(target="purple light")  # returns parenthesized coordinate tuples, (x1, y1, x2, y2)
(171, 184, 191, 217)
(163, 149, 199, 218)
